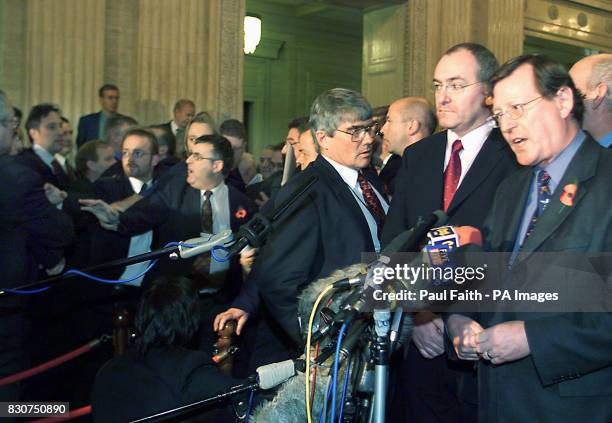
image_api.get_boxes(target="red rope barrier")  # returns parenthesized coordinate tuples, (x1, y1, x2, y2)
(27, 405, 92, 423)
(0, 336, 109, 386)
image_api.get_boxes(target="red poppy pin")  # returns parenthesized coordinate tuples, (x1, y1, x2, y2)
(559, 183, 577, 208)
(235, 207, 248, 219)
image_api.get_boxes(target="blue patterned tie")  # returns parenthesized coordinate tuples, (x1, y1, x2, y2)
(522, 170, 551, 244)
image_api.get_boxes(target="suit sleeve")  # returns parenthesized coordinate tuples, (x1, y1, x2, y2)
(21, 170, 74, 269)
(255, 193, 320, 345)
(525, 313, 612, 386)
(118, 189, 170, 236)
(76, 116, 87, 148)
(381, 152, 413, 246)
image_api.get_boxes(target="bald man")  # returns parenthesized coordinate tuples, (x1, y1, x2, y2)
(569, 54, 612, 147)
(382, 96, 437, 156)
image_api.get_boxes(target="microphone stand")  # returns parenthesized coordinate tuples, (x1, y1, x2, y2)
(130, 378, 260, 423)
(371, 308, 391, 423)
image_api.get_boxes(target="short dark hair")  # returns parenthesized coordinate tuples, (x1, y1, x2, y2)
(25, 103, 61, 140)
(173, 98, 195, 113)
(120, 127, 159, 155)
(288, 116, 309, 131)
(269, 142, 285, 152)
(135, 276, 200, 355)
(13, 106, 22, 121)
(75, 139, 111, 176)
(372, 105, 389, 121)
(193, 134, 234, 176)
(104, 114, 138, 145)
(219, 119, 246, 142)
(444, 43, 499, 94)
(98, 84, 119, 97)
(491, 54, 584, 123)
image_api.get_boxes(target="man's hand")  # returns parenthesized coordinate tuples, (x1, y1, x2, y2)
(412, 311, 445, 358)
(255, 192, 270, 209)
(476, 321, 530, 365)
(79, 198, 120, 230)
(43, 183, 67, 206)
(110, 194, 142, 213)
(239, 246, 258, 275)
(213, 308, 249, 336)
(447, 314, 484, 360)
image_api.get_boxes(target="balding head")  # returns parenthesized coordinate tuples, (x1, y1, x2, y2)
(569, 54, 612, 141)
(381, 96, 437, 155)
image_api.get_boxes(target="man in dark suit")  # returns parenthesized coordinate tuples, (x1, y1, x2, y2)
(214, 89, 388, 375)
(219, 119, 247, 193)
(380, 96, 437, 197)
(158, 98, 195, 155)
(17, 103, 72, 190)
(76, 84, 120, 148)
(88, 128, 159, 284)
(448, 54, 612, 422)
(0, 91, 74, 403)
(381, 43, 519, 423)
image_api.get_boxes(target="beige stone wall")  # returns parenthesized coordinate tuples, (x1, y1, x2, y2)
(0, 0, 244, 130)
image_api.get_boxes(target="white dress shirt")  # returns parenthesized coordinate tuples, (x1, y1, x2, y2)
(323, 155, 389, 253)
(200, 181, 231, 274)
(444, 119, 494, 188)
(119, 177, 154, 287)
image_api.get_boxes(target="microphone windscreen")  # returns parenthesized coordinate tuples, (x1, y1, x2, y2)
(256, 359, 296, 390)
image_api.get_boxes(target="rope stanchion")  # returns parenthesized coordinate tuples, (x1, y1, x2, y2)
(27, 405, 92, 423)
(0, 335, 110, 386)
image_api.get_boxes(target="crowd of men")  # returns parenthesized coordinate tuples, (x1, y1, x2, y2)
(0, 45, 610, 422)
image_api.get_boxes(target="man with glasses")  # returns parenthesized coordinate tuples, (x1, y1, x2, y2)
(219, 88, 388, 372)
(447, 54, 612, 422)
(569, 53, 612, 148)
(382, 43, 519, 423)
(86, 127, 159, 285)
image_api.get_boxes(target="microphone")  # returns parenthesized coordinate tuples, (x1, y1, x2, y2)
(178, 229, 234, 259)
(256, 359, 304, 390)
(382, 210, 448, 255)
(226, 175, 318, 258)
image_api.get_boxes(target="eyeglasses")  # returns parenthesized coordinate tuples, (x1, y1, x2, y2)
(121, 150, 151, 159)
(335, 121, 383, 142)
(490, 96, 543, 127)
(188, 152, 219, 162)
(432, 81, 481, 93)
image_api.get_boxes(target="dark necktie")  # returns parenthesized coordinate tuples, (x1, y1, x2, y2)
(443, 139, 463, 212)
(522, 170, 551, 245)
(201, 190, 213, 234)
(357, 172, 386, 239)
(138, 182, 148, 195)
(51, 159, 69, 190)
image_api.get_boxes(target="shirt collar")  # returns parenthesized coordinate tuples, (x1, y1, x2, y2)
(171, 121, 179, 135)
(322, 154, 359, 189)
(538, 129, 586, 190)
(598, 132, 612, 148)
(447, 119, 495, 151)
(202, 180, 227, 197)
(33, 144, 55, 167)
(128, 177, 153, 193)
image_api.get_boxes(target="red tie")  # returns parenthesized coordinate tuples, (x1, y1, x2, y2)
(443, 139, 463, 212)
(357, 172, 386, 237)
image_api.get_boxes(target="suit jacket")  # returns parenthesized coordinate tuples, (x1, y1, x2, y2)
(118, 172, 256, 295)
(253, 155, 386, 344)
(86, 174, 137, 279)
(382, 128, 520, 245)
(76, 112, 101, 148)
(473, 136, 612, 422)
(379, 153, 402, 196)
(92, 346, 240, 423)
(15, 148, 70, 190)
(0, 156, 73, 286)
